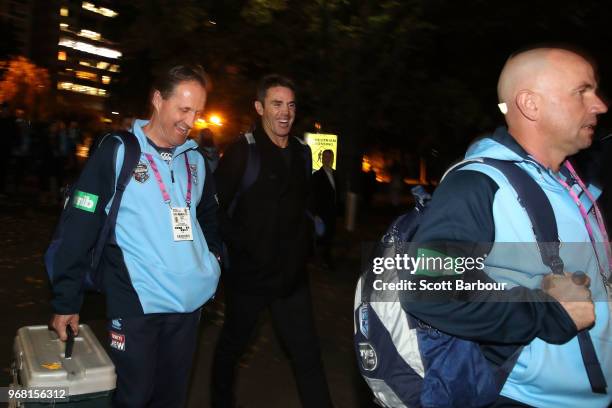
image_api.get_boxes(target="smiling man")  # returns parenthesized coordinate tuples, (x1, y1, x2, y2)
(49, 65, 222, 407)
(212, 75, 333, 407)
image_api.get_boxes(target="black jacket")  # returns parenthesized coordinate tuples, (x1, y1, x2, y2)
(312, 167, 337, 222)
(215, 127, 313, 295)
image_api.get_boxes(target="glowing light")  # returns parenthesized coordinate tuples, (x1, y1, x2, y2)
(58, 81, 107, 97)
(194, 118, 208, 130)
(60, 7, 69, 17)
(209, 115, 222, 126)
(76, 70, 98, 81)
(59, 37, 122, 59)
(82, 2, 118, 18)
(58, 51, 67, 61)
(111, 111, 119, 115)
(76, 144, 89, 158)
(96, 61, 109, 70)
(78, 29, 101, 41)
(101, 75, 110, 84)
(60, 23, 69, 30)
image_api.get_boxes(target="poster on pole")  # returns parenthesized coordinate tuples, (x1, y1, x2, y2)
(304, 133, 338, 171)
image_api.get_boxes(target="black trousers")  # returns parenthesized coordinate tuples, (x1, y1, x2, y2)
(211, 284, 333, 408)
(107, 309, 201, 408)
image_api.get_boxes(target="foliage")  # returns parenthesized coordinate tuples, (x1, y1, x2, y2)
(0, 56, 51, 118)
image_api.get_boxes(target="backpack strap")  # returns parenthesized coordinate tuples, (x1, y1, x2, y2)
(227, 132, 259, 218)
(469, 158, 607, 395)
(89, 131, 141, 284)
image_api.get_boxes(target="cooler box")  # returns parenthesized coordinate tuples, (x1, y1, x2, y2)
(13, 324, 116, 407)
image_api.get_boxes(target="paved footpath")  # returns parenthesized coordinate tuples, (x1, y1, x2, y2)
(0, 195, 396, 407)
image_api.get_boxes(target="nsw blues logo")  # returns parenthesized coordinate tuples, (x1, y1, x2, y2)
(359, 303, 369, 338)
(133, 162, 149, 183)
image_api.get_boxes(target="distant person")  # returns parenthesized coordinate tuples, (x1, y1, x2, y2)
(196, 128, 220, 172)
(0, 103, 17, 196)
(388, 162, 403, 207)
(49, 64, 221, 407)
(313, 149, 337, 268)
(212, 74, 333, 407)
(361, 167, 377, 210)
(12, 108, 31, 193)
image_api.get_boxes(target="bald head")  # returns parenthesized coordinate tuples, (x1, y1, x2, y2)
(498, 48, 594, 106)
(496, 47, 607, 170)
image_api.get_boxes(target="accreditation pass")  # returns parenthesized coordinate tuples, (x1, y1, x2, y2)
(171, 207, 194, 241)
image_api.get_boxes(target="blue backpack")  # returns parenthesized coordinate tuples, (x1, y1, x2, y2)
(353, 158, 606, 407)
(45, 131, 141, 292)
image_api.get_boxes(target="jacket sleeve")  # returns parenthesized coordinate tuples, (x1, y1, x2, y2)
(196, 154, 222, 257)
(214, 137, 248, 251)
(50, 139, 119, 314)
(401, 169, 578, 345)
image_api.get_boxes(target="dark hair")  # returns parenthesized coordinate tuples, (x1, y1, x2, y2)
(154, 64, 209, 99)
(256, 74, 296, 103)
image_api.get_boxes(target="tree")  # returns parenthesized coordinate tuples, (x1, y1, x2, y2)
(0, 56, 51, 118)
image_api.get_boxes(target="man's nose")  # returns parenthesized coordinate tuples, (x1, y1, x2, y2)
(592, 94, 608, 114)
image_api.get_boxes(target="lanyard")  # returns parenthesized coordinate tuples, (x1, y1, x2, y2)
(144, 152, 192, 208)
(555, 160, 612, 284)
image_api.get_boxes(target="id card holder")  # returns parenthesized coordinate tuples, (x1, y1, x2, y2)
(171, 207, 193, 241)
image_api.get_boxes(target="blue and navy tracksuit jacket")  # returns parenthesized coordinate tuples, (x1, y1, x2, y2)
(51, 119, 221, 318)
(407, 127, 611, 407)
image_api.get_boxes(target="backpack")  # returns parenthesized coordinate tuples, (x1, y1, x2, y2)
(354, 158, 607, 408)
(45, 131, 141, 292)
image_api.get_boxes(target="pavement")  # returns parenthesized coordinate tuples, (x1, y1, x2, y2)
(0, 192, 403, 407)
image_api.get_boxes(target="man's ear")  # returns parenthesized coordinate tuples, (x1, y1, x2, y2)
(152, 90, 163, 115)
(515, 90, 539, 121)
(254, 100, 264, 116)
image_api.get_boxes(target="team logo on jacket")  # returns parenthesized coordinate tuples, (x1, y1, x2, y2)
(110, 331, 125, 351)
(358, 342, 378, 371)
(359, 303, 369, 338)
(111, 319, 122, 330)
(133, 162, 149, 183)
(189, 164, 198, 185)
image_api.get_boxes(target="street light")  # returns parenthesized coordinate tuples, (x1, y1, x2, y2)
(209, 114, 222, 126)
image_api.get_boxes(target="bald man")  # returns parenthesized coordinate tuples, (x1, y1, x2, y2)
(401, 47, 611, 407)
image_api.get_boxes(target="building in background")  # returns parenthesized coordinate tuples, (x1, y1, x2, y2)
(0, 0, 34, 57)
(28, 0, 122, 114)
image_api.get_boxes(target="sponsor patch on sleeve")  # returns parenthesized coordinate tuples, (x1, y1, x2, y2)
(73, 190, 99, 213)
(110, 331, 125, 351)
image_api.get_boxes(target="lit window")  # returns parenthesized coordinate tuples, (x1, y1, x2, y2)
(96, 61, 109, 70)
(82, 2, 118, 18)
(76, 70, 98, 81)
(60, 7, 69, 17)
(79, 61, 91, 67)
(101, 75, 110, 84)
(59, 37, 122, 59)
(58, 81, 108, 97)
(78, 29, 101, 41)
(58, 51, 67, 61)
(60, 23, 69, 30)
(109, 64, 120, 72)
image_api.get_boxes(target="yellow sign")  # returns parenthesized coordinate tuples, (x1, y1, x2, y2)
(304, 133, 338, 171)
